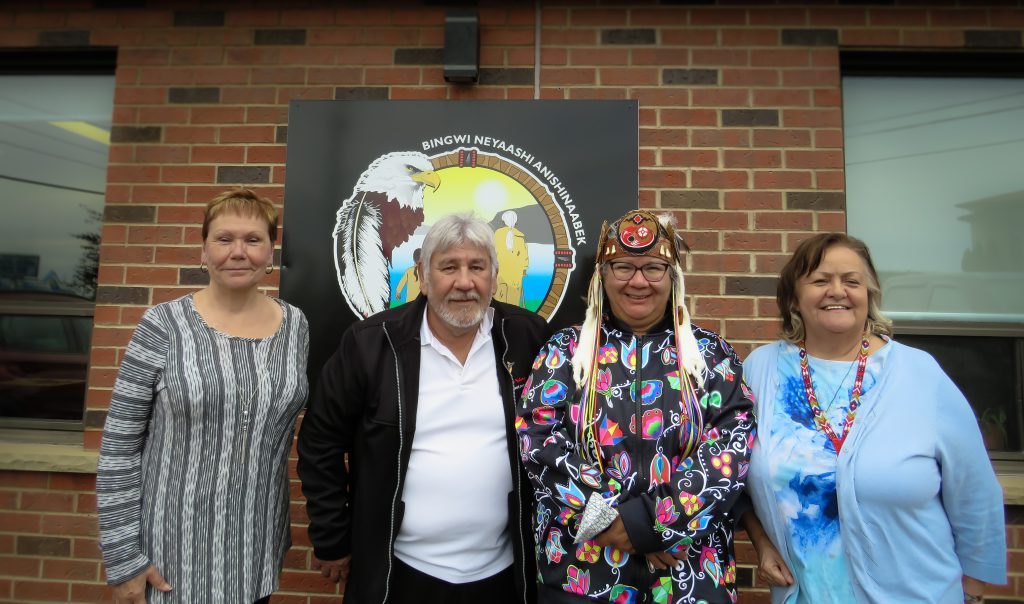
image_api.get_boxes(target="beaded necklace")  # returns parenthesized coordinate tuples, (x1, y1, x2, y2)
(798, 336, 870, 455)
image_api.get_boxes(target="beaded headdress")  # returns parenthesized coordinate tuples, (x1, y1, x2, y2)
(571, 210, 707, 469)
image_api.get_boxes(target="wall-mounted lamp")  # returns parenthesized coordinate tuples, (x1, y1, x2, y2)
(444, 9, 479, 83)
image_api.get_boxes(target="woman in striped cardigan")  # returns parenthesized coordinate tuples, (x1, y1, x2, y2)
(97, 188, 309, 604)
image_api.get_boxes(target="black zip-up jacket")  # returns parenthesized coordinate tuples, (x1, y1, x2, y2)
(297, 295, 551, 604)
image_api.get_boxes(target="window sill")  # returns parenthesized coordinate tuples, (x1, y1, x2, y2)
(0, 429, 97, 474)
(995, 461, 1024, 505)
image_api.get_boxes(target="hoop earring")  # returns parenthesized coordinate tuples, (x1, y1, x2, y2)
(200, 261, 208, 274)
(265, 264, 274, 275)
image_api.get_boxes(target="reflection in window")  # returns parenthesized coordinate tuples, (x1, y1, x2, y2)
(844, 76, 1024, 324)
(0, 73, 114, 425)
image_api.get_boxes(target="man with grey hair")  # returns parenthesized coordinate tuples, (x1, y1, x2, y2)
(298, 213, 551, 604)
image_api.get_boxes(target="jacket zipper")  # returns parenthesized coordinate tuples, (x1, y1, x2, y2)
(382, 324, 404, 604)
(500, 318, 529, 604)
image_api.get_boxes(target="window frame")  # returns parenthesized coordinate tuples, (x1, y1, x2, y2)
(841, 49, 1024, 461)
(0, 48, 116, 431)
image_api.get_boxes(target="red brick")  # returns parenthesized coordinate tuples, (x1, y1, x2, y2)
(192, 145, 246, 164)
(125, 267, 179, 285)
(0, 473, 46, 490)
(691, 49, 749, 67)
(753, 89, 811, 108)
(781, 69, 839, 88)
(748, 8, 808, 26)
(70, 583, 112, 602)
(841, 29, 902, 47)
(639, 170, 686, 188)
(135, 145, 189, 164)
(19, 492, 75, 513)
(691, 211, 749, 231)
(756, 253, 790, 275)
(114, 87, 166, 104)
(725, 232, 782, 252)
(190, 106, 246, 125)
(162, 165, 216, 183)
(661, 109, 718, 127)
(0, 556, 40, 577)
(0, 511, 41, 532)
(686, 274, 722, 296)
(13, 579, 69, 601)
(931, 9, 989, 27)
(164, 126, 217, 144)
(541, 68, 596, 86)
(813, 88, 842, 107)
(692, 129, 750, 148)
(632, 88, 690, 106)
(193, 67, 249, 86)
(247, 146, 287, 164)
(723, 192, 782, 211)
(600, 67, 658, 86)
(89, 347, 118, 367)
(152, 287, 195, 304)
(786, 150, 844, 169)
(220, 126, 277, 144)
(782, 108, 842, 128)
(721, 29, 780, 47)
(692, 89, 749, 108)
(692, 170, 748, 189)
(96, 265, 124, 285)
(815, 171, 845, 191)
(724, 150, 781, 169)
(902, 29, 963, 47)
(724, 319, 780, 340)
(868, 8, 928, 26)
(629, 48, 688, 66)
(76, 494, 97, 515)
(221, 87, 278, 105)
(137, 106, 189, 124)
(15, 12, 66, 27)
(42, 558, 99, 582)
(108, 165, 161, 184)
(252, 67, 307, 86)
(639, 128, 689, 147)
(690, 7, 746, 26)
(170, 47, 225, 66)
(0, 491, 17, 510)
(722, 69, 779, 87)
(48, 474, 95, 492)
(127, 226, 183, 246)
(756, 211, 813, 231)
(661, 149, 717, 169)
(696, 297, 756, 318)
(817, 212, 847, 232)
(156, 206, 205, 224)
(691, 253, 751, 273)
(753, 170, 813, 190)
(660, 28, 718, 46)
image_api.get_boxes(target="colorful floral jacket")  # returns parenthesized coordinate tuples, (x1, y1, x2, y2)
(517, 315, 756, 604)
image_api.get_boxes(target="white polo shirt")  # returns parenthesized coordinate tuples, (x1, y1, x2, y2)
(393, 307, 514, 583)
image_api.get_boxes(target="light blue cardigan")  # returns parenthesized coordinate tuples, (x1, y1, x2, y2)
(745, 339, 1006, 604)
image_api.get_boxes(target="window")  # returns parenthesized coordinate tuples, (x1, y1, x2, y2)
(0, 50, 115, 428)
(842, 51, 1024, 459)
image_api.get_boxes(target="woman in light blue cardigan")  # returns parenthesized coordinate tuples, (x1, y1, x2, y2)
(741, 233, 1005, 604)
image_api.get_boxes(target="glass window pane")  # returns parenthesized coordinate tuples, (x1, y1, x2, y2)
(896, 334, 1021, 455)
(844, 76, 1024, 324)
(0, 73, 112, 425)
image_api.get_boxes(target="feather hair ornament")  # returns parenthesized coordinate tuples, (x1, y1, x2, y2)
(333, 152, 438, 318)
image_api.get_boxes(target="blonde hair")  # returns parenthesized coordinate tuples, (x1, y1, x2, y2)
(777, 233, 893, 343)
(202, 188, 278, 243)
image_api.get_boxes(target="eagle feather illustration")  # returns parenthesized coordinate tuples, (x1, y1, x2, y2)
(333, 152, 440, 318)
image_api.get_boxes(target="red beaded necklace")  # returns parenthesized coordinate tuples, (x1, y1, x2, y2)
(798, 337, 870, 455)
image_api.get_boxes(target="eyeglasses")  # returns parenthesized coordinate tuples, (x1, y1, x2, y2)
(606, 261, 671, 282)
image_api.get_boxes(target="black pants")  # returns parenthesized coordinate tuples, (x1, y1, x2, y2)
(387, 557, 519, 604)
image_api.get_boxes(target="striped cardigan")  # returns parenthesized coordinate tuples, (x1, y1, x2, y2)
(97, 295, 309, 603)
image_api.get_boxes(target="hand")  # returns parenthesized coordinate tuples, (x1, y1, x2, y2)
(962, 575, 985, 602)
(645, 549, 686, 571)
(112, 565, 171, 604)
(756, 539, 794, 587)
(316, 555, 351, 584)
(593, 516, 635, 553)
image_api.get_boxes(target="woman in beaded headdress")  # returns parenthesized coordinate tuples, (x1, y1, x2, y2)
(517, 210, 756, 604)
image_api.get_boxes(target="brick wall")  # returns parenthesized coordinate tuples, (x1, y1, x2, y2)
(0, 2, 1022, 602)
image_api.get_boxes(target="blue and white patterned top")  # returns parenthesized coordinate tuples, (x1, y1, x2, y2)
(763, 341, 891, 604)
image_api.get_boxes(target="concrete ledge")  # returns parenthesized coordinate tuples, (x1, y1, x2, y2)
(0, 441, 98, 474)
(997, 468, 1024, 506)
